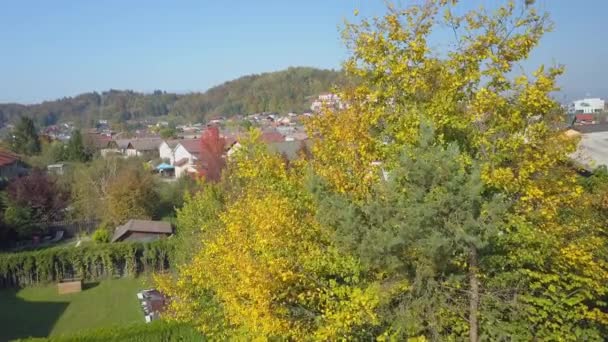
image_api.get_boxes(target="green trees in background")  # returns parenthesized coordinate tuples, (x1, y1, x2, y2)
(159, 127, 177, 139)
(70, 157, 193, 226)
(64, 130, 90, 162)
(0, 67, 343, 126)
(10, 117, 41, 155)
(71, 157, 126, 223)
(107, 166, 159, 225)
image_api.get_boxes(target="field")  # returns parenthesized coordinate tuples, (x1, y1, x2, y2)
(0, 278, 148, 341)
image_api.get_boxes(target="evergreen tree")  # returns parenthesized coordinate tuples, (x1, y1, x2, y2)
(64, 129, 89, 162)
(11, 116, 41, 155)
(315, 127, 509, 340)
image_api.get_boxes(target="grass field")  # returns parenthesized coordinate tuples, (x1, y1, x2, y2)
(0, 278, 149, 341)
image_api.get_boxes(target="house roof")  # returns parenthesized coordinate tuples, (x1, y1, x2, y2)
(87, 134, 113, 149)
(115, 139, 131, 149)
(177, 139, 202, 155)
(575, 114, 595, 121)
(129, 138, 163, 151)
(111, 219, 173, 243)
(164, 140, 181, 149)
(0, 150, 19, 167)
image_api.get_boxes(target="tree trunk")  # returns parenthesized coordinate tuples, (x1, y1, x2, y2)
(469, 247, 479, 342)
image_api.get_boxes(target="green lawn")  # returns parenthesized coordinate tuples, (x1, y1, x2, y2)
(0, 278, 149, 341)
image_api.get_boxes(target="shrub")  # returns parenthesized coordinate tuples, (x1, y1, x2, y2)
(91, 223, 111, 243)
(0, 239, 175, 288)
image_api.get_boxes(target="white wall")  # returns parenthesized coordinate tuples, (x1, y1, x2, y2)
(125, 148, 138, 157)
(573, 98, 605, 114)
(173, 144, 196, 164)
(159, 142, 174, 163)
(100, 148, 120, 157)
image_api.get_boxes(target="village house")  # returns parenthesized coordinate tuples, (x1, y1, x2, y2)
(126, 138, 163, 158)
(172, 139, 201, 178)
(111, 219, 173, 243)
(86, 133, 117, 157)
(98, 138, 162, 159)
(0, 150, 28, 181)
(157, 139, 201, 178)
(158, 140, 180, 163)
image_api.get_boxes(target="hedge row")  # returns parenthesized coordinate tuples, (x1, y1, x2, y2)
(0, 239, 175, 288)
(18, 321, 203, 342)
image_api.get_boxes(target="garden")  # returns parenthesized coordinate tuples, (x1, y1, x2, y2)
(0, 278, 144, 341)
(0, 239, 184, 341)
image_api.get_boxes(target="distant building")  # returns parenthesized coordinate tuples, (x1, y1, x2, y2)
(575, 114, 595, 125)
(158, 139, 202, 178)
(47, 163, 68, 175)
(126, 138, 163, 158)
(311, 93, 344, 112)
(172, 139, 201, 178)
(571, 98, 605, 114)
(86, 133, 115, 156)
(0, 150, 28, 181)
(100, 138, 162, 159)
(111, 219, 173, 243)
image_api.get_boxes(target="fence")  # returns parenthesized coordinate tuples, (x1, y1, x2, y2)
(37, 220, 100, 238)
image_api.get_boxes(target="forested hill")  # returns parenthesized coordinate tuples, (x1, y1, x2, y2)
(0, 67, 344, 127)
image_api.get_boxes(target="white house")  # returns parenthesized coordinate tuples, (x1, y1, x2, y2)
(159, 140, 180, 164)
(572, 98, 605, 114)
(310, 93, 344, 112)
(158, 139, 201, 178)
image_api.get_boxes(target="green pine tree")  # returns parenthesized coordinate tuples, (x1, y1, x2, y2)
(314, 126, 510, 340)
(65, 129, 89, 162)
(11, 116, 41, 156)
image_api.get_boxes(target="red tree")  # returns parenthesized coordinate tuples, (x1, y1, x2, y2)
(199, 126, 226, 182)
(6, 169, 70, 223)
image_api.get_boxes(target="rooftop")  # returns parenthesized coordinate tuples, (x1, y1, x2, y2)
(0, 150, 20, 167)
(111, 219, 173, 243)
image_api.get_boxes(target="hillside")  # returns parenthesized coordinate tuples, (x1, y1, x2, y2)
(0, 67, 344, 127)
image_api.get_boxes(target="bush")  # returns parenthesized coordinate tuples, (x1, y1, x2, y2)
(0, 239, 175, 288)
(18, 321, 203, 341)
(91, 224, 111, 243)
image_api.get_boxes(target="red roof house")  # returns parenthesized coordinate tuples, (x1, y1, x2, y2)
(576, 114, 595, 124)
(0, 150, 27, 180)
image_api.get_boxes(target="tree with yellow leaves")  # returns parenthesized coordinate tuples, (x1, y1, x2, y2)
(158, 131, 381, 340)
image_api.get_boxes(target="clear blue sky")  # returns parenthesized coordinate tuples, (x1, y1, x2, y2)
(0, 0, 604, 103)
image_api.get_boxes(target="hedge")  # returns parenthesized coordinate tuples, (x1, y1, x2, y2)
(0, 239, 175, 288)
(17, 321, 203, 342)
